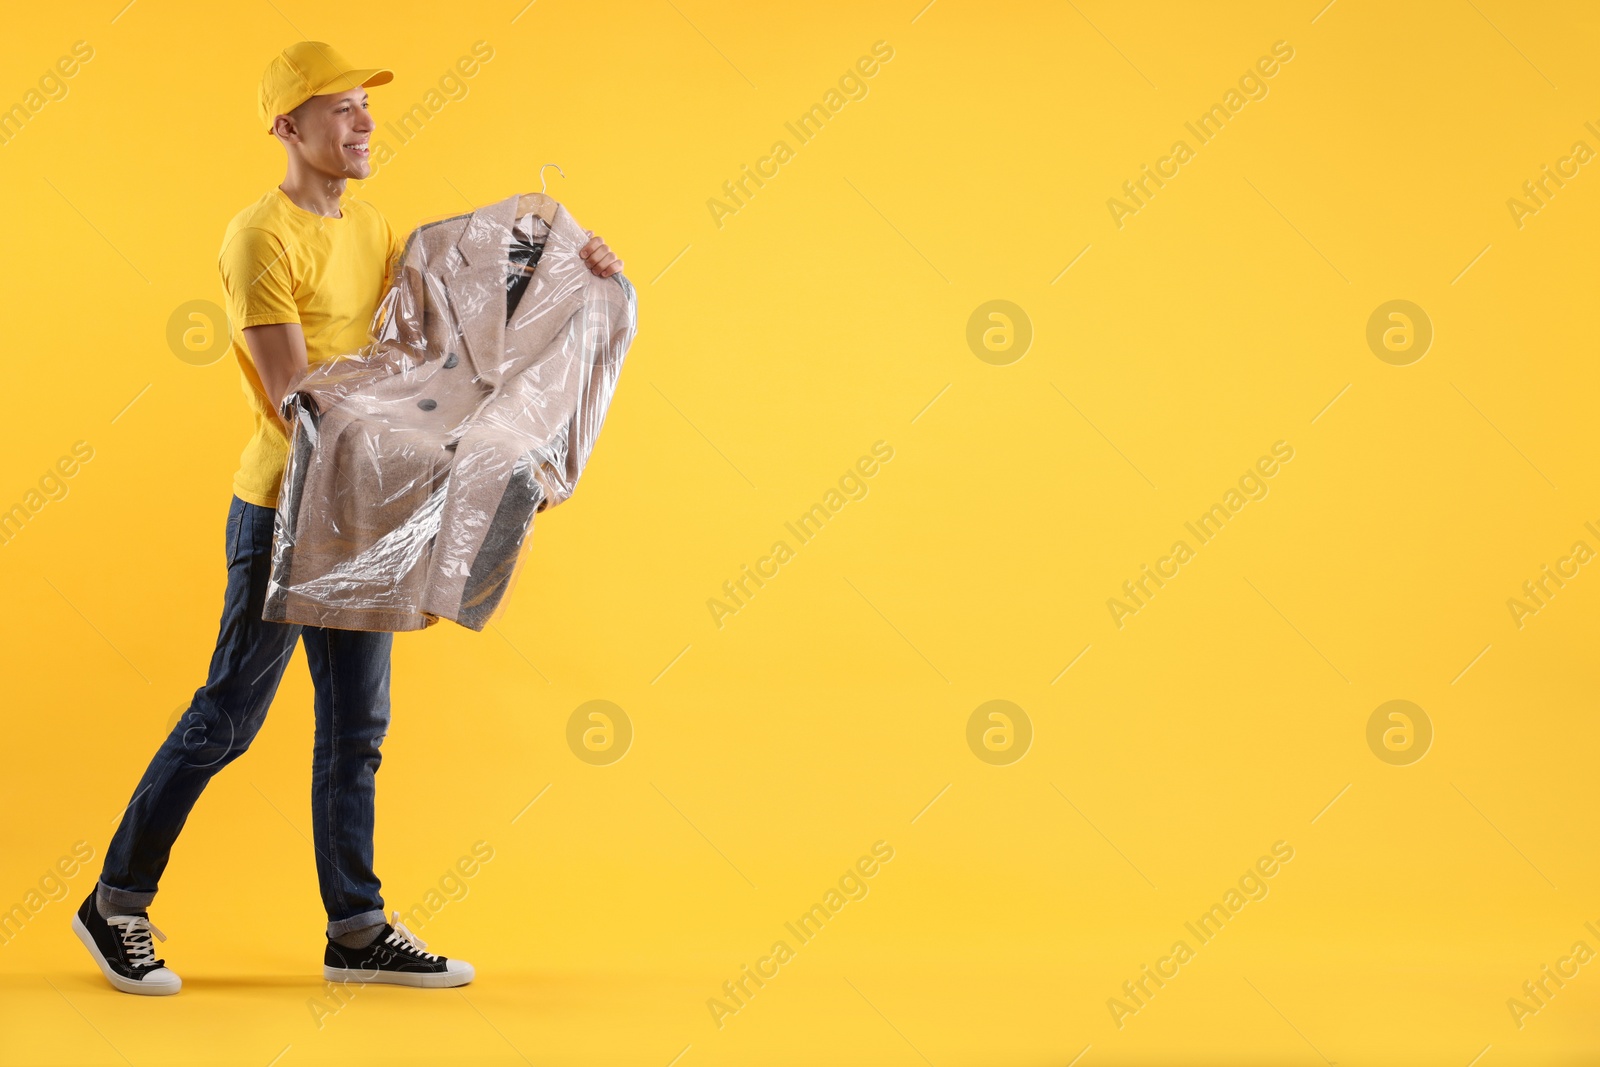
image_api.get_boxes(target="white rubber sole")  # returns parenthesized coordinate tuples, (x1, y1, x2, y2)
(71, 914, 182, 996)
(324, 961, 474, 988)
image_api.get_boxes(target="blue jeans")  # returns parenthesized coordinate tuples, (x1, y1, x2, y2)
(99, 495, 392, 938)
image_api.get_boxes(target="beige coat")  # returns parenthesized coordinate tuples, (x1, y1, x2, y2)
(263, 193, 636, 631)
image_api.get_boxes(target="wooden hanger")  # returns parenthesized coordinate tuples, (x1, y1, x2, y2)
(510, 164, 564, 277)
(515, 162, 564, 228)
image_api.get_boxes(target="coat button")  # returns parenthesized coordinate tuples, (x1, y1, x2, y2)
(443, 353, 459, 369)
(418, 398, 437, 411)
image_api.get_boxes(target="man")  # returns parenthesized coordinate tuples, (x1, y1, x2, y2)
(72, 42, 624, 996)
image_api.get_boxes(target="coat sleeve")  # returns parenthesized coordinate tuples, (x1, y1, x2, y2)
(470, 270, 637, 511)
(548, 273, 637, 507)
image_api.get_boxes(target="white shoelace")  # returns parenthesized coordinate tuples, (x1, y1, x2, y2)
(385, 911, 438, 961)
(107, 914, 166, 969)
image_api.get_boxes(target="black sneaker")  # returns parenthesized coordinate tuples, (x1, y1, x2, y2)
(71, 891, 182, 995)
(324, 911, 474, 988)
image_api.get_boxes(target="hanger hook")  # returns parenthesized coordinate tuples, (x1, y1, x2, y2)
(538, 162, 565, 195)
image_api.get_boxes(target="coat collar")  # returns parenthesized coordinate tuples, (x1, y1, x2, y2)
(444, 193, 587, 386)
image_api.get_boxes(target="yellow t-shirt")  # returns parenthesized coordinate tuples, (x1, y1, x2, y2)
(217, 186, 402, 508)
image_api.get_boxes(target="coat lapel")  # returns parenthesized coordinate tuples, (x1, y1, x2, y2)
(501, 201, 589, 371)
(443, 193, 518, 385)
(442, 193, 591, 388)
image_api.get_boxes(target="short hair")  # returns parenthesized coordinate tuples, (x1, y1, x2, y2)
(285, 97, 315, 126)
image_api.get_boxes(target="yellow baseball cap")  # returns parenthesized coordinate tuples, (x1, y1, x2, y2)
(259, 41, 393, 134)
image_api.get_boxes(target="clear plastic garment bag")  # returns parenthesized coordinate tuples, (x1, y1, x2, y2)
(264, 191, 637, 632)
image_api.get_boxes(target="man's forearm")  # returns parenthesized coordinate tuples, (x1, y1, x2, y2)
(244, 322, 310, 435)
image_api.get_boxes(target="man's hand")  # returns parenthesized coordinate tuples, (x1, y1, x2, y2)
(579, 230, 623, 278)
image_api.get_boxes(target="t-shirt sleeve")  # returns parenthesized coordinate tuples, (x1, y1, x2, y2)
(218, 225, 299, 328)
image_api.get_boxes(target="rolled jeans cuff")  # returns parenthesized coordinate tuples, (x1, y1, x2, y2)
(97, 879, 155, 912)
(327, 908, 386, 939)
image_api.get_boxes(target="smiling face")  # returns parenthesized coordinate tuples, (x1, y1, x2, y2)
(278, 87, 375, 179)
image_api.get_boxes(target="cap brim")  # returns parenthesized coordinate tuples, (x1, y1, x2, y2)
(312, 67, 394, 96)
